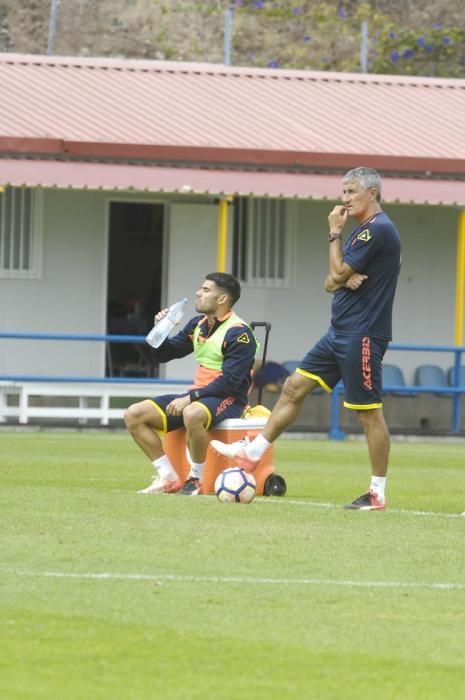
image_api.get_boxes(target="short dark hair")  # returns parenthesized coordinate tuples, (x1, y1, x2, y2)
(205, 272, 241, 306)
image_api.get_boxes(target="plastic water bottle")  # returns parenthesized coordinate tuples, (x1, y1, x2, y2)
(145, 297, 188, 348)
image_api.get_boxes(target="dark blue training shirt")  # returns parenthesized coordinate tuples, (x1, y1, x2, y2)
(150, 314, 257, 405)
(330, 211, 401, 340)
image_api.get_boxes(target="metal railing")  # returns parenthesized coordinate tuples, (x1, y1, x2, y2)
(0, 331, 191, 386)
(1, 333, 465, 436)
(329, 342, 465, 439)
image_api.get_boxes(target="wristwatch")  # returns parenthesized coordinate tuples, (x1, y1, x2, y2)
(328, 232, 343, 242)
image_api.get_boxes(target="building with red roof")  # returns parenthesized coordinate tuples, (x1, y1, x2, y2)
(0, 53, 464, 202)
(0, 53, 464, 417)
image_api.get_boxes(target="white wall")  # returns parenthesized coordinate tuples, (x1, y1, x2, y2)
(0, 189, 106, 376)
(163, 202, 218, 380)
(383, 203, 459, 382)
(229, 199, 333, 366)
(0, 189, 462, 387)
(228, 200, 462, 384)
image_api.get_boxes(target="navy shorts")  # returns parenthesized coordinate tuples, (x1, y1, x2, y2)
(150, 393, 245, 433)
(297, 328, 388, 409)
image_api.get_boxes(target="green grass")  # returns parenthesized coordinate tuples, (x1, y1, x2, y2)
(1, 431, 465, 699)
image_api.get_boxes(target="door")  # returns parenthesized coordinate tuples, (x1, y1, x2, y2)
(106, 201, 164, 377)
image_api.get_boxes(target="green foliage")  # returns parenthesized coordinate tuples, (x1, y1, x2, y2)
(147, 0, 465, 77)
(10, 0, 463, 77)
(371, 24, 465, 78)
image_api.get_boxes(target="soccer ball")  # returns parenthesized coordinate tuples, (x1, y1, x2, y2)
(214, 467, 256, 504)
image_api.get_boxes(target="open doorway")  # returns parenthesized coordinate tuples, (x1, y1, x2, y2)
(106, 201, 164, 377)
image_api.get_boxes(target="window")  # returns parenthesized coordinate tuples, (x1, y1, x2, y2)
(232, 197, 294, 287)
(0, 187, 42, 278)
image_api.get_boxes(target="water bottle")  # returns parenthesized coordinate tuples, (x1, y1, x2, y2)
(145, 297, 188, 348)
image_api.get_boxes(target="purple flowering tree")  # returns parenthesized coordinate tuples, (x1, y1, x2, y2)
(149, 1, 465, 78)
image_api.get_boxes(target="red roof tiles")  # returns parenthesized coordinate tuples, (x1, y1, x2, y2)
(0, 53, 464, 204)
(0, 53, 464, 175)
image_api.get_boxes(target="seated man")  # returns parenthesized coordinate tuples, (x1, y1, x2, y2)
(124, 272, 258, 496)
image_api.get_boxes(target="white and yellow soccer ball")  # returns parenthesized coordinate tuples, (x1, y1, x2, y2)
(214, 467, 256, 504)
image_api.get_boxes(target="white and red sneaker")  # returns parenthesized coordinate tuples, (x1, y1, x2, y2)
(210, 438, 259, 473)
(343, 490, 386, 511)
(137, 475, 182, 494)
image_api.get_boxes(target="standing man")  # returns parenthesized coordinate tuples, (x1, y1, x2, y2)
(124, 272, 257, 496)
(212, 167, 401, 510)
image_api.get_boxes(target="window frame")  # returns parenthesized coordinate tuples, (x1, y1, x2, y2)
(232, 196, 295, 289)
(0, 187, 43, 279)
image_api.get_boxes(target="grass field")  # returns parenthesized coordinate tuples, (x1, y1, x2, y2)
(1, 430, 465, 699)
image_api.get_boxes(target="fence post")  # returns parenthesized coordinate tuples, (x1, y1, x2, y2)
(360, 21, 369, 73)
(452, 348, 462, 433)
(329, 383, 345, 440)
(47, 0, 59, 55)
(224, 5, 233, 66)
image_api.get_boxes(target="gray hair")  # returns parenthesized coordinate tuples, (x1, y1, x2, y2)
(342, 167, 382, 202)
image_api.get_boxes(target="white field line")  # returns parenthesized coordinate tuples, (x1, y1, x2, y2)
(39, 487, 465, 518)
(251, 497, 465, 519)
(55, 489, 465, 519)
(4, 569, 465, 591)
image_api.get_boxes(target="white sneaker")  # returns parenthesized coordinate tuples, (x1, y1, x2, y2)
(209, 438, 259, 473)
(137, 475, 182, 494)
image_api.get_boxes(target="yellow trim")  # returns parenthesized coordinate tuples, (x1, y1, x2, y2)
(454, 210, 465, 345)
(149, 399, 168, 433)
(344, 401, 383, 410)
(217, 197, 232, 272)
(196, 401, 213, 430)
(296, 368, 332, 394)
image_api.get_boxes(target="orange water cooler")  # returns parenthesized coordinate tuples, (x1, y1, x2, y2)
(163, 417, 285, 496)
